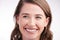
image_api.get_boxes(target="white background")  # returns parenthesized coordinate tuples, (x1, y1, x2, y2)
(0, 0, 60, 40)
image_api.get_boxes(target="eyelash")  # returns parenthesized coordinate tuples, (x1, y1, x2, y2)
(36, 17, 41, 19)
(23, 16, 28, 18)
(23, 16, 41, 19)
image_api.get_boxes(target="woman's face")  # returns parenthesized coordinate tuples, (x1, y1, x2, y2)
(17, 3, 49, 40)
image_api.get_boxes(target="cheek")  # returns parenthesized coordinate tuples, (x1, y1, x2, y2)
(37, 22, 45, 34)
(37, 20, 45, 27)
(18, 18, 28, 28)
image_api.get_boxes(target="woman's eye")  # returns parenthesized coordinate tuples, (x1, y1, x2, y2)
(23, 16, 28, 18)
(36, 17, 41, 19)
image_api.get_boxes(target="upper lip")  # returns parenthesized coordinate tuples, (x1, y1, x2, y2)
(24, 25, 39, 30)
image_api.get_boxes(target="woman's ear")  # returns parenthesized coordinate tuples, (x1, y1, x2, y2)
(44, 17, 49, 27)
(16, 16, 19, 25)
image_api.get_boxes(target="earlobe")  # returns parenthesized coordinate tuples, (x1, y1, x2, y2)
(44, 17, 49, 27)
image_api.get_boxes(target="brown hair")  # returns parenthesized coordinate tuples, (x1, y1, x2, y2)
(11, 0, 53, 40)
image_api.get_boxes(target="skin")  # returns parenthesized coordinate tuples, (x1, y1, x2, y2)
(17, 3, 49, 40)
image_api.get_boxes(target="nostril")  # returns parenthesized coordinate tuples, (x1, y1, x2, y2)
(29, 22, 35, 26)
(30, 21, 35, 25)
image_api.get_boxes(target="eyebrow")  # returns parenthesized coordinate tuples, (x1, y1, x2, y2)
(35, 14, 43, 17)
(21, 13, 43, 16)
(21, 13, 29, 15)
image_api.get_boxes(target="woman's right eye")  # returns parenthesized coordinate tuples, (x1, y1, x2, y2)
(23, 16, 28, 18)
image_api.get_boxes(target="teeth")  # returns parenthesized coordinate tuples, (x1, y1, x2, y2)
(26, 28, 36, 32)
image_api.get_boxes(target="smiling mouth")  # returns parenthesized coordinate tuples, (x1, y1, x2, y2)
(24, 28, 38, 33)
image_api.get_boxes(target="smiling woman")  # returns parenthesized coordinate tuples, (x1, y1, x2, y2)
(11, 0, 53, 40)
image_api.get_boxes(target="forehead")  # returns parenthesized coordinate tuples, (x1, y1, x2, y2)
(20, 3, 45, 16)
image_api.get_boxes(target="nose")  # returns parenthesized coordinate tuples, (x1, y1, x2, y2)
(28, 18, 36, 26)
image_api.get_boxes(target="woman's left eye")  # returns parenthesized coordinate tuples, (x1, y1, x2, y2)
(36, 17, 41, 19)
